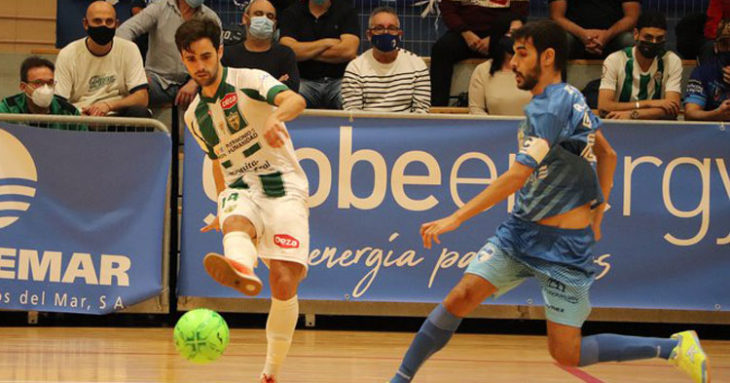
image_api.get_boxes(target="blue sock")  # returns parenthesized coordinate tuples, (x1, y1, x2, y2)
(579, 334, 679, 366)
(390, 304, 463, 383)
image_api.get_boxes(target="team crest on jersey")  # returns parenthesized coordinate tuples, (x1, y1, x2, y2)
(226, 112, 242, 132)
(274, 234, 300, 249)
(221, 93, 238, 109)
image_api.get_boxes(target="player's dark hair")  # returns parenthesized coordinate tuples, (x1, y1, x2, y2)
(636, 11, 667, 31)
(512, 19, 567, 72)
(175, 18, 221, 53)
(20, 56, 54, 83)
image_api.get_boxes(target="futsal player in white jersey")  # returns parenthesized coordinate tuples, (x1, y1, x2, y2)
(176, 18, 308, 383)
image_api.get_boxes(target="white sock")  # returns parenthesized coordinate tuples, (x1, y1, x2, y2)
(262, 295, 299, 379)
(222, 231, 257, 270)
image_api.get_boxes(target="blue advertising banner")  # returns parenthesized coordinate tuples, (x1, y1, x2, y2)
(0, 123, 170, 314)
(179, 115, 730, 312)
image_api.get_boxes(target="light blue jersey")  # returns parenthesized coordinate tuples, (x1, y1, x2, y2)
(513, 83, 603, 221)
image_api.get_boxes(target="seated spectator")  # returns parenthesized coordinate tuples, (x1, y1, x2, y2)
(0, 56, 86, 131)
(55, 1, 150, 118)
(468, 12, 531, 115)
(341, 7, 430, 113)
(117, 0, 222, 108)
(279, 0, 360, 109)
(598, 11, 682, 120)
(549, 0, 639, 59)
(685, 19, 730, 121)
(431, 0, 528, 106)
(222, 0, 300, 92)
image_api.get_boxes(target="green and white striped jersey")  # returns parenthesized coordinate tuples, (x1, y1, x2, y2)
(184, 66, 308, 198)
(599, 47, 683, 102)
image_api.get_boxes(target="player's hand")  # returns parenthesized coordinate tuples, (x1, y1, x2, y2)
(647, 99, 680, 116)
(175, 80, 198, 108)
(716, 99, 730, 114)
(420, 215, 461, 249)
(83, 101, 112, 116)
(263, 116, 289, 148)
(201, 215, 220, 232)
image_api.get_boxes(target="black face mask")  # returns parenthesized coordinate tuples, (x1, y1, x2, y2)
(498, 35, 515, 55)
(87, 25, 115, 45)
(637, 40, 665, 59)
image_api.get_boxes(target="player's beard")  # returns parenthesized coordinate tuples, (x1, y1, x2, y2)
(195, 65, 219, 87)
(515, 63, 540, 91)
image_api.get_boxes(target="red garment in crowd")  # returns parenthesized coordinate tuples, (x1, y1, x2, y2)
(705, 0, 730, 39)
(440, 0, 529, 33)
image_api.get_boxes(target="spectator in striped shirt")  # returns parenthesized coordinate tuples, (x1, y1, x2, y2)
(597, 11, 682, 120)
(341, 7, 430, 113)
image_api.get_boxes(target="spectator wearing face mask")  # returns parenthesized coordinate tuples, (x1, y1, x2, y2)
(222, 0, 299, 91)
(0, 56, 86, 130)
(341, 7, 430, 113)
(117, 0, 222, 108)
(468, 12, 531, 115)
(685, 18, 730, 121)
(598, 11, 682, 120)
(54, 1, 150, 118)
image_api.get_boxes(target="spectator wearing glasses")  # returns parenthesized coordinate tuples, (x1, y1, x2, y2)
(222, 0, 300, 91)
(341, 7, 430, 113)
(0, 56, 86, 130)
(279, 0, 360, 109)
(598, 11, 682, 120)
(685, 18, 730, 121)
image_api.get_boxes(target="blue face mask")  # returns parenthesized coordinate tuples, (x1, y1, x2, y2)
(249, 16, 275, 40)
(371, 33, 399, 53)
(185, 0, 204, 8)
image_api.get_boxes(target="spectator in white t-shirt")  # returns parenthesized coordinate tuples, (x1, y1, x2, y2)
(468, 12, 532, 115)
(598, 11, 683, 120)
(55, 1, 150, 118)
(341, 7, 430, 113)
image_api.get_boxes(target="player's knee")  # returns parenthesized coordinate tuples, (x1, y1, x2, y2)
(269, 263, 304, 300)
(548, 343, 580, 367)
(221, 216, 256, 238)
(443, 284, 479, 316)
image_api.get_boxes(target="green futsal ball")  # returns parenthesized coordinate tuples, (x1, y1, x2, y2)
(174, 308, 230, 363)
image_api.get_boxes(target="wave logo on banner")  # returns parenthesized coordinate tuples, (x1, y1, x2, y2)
(0, 129, 38, 229)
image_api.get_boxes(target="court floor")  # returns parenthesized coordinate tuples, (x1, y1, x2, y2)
(0, 327, 727, 382)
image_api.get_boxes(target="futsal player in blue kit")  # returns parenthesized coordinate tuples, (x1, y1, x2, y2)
(389, 20, 710, 383)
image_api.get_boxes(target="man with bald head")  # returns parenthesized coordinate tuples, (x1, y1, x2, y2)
(55, 1, 150, 118)
(222, 0, 299, 91)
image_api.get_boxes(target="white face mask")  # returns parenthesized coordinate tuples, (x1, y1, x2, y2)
(30, 85, 54, 108)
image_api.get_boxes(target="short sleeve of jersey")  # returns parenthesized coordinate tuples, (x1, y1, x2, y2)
(184, 103, 218, 160)
(664, 52, 683, 94)
(515, 112, 563, 168)
(684, 67, 707, 108)
(234, 68, 289, 106)
(599, 51, 621, 91)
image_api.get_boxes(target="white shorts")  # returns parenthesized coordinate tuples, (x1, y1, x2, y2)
(217, 188, 310, 271)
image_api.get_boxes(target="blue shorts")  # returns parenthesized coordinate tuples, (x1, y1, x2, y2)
(465, 216, 596, 327)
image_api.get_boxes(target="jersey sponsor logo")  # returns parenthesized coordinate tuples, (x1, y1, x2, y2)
(274, 234, 300, 249)
(220, 93, 238, 109)
(0, 129, 38, 230)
